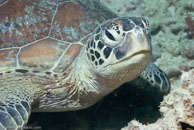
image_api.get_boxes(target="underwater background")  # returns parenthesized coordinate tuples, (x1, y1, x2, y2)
(19, 0, 193, 129)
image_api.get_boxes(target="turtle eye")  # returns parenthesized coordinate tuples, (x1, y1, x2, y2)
(102, 21, 123, 46)
(105, 30, 115, 41)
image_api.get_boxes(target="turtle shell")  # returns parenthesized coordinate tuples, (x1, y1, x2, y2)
(0, 0, 116, 73)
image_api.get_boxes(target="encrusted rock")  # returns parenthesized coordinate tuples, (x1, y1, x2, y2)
(122, 69, 194, 130)
(180, 39, 194, 59)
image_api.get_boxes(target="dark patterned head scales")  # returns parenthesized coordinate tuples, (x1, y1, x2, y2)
(84, 16, 153, 90)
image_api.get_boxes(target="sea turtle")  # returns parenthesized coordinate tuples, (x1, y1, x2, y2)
(0, 0, 170, 129)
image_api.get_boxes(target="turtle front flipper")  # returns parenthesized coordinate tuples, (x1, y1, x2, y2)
(0, 88, 32, 130)
(140, 62, 171, 94)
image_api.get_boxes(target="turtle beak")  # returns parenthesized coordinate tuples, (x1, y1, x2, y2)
(113, 26, 151, 61)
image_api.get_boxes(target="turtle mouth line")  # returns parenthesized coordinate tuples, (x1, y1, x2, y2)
(115, 50, 151, 64)
(105, 50, 151, 67)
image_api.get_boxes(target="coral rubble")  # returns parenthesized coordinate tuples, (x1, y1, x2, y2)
(121, 69, 194, 130)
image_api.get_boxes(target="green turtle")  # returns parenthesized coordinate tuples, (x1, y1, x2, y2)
(0, 0, 170, 129)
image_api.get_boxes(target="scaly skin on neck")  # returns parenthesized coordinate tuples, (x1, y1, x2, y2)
(35, 45, 128, 112)
(35, 46, 110, 112)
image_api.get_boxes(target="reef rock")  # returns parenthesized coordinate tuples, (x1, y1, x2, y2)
(121, 69, 194, 130)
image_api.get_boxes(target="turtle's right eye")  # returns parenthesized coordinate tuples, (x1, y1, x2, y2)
(102, 29, 123, 47)
(105, 30, 115, 41)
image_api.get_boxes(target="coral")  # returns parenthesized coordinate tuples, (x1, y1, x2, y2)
(152, 28, 181, 56)
(180, 39, 194, 59)
(185, 14, 194, 39)
(121, 69, 194, 130)
(154, 53, 183, 77)
(179, 65, 194, 72)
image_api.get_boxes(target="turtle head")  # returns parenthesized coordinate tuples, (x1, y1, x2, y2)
(86, 17, 152, 83)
